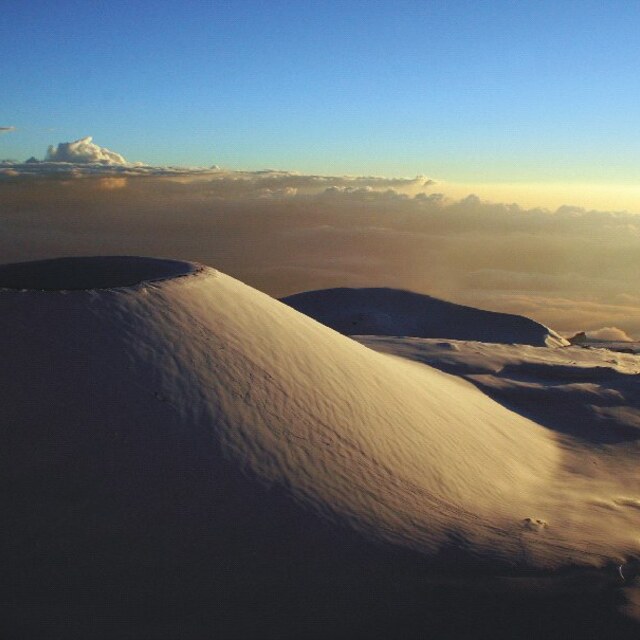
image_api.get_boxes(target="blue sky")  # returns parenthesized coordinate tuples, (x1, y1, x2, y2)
(2, 0, 640, 183)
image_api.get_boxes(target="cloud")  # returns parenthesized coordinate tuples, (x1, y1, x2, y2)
(0, 160, 212, 178)
(585, 327, 634, 342)
(93, 177, 129, 190)
(458, 293, 640, 339)
(0, 167, 638, 338)
(0, 152, 435, 192)
(0, 126, 16, 133)
(1, 137, 438, 193)
(45, 136, 128, 165)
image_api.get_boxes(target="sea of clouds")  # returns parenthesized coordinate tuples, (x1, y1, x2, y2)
(2, 137, 639, 338)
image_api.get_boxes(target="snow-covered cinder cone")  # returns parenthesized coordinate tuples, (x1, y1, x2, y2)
(1, 257, 638, 637)
(281, 287, 569, 347)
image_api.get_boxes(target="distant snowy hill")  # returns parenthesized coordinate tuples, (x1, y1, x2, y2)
(281, 287, 568, 347)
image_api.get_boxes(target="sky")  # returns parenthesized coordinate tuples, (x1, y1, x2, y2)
(2, 1, 640, 337)
(3, 1, 640, 198)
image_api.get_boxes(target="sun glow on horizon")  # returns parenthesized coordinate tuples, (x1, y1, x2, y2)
(439, 181, 640, 214)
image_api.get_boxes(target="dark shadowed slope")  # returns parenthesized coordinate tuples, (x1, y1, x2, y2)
(281, 287, 568, 347)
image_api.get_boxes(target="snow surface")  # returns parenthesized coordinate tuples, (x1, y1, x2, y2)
(358, 337, 640, 442)
(281, 287, 568, 347)
(572, 338, 640, 355)
(2, 258, 639, 637)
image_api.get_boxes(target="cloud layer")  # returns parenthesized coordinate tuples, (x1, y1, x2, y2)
(0, 162, 638, 338)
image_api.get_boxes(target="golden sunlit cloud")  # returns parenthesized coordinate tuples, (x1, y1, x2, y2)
(94, 177, 128, 190)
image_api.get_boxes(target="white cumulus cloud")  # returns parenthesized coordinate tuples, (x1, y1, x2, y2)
(46, 136, 128, 165)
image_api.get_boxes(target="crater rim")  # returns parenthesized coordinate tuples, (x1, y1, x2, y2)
(0, 256, 200, 292)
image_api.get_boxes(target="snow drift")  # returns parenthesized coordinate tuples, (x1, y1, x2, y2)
(1, 257, 638, 637)
(281, 287, 568, 347)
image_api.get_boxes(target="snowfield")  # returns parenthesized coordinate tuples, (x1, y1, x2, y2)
(1, 257, 639, 638)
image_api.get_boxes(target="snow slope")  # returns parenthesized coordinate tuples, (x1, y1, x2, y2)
(281, 287, 569, 347)
(1, 257, 638, 637)
(357, 334, 640, 622)
(360, 335, 640, 454)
